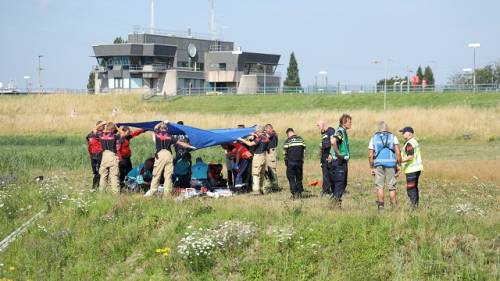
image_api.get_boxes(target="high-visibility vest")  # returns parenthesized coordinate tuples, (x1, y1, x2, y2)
(372, 132, 397, 168)
(401, 137, 423, 173)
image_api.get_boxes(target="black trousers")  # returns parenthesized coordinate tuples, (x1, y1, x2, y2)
(406, 171, 421, 208)
(321, 160, 334, 195)
(286, 161, 303, 195)
(119, 157, 133, 184)
(90, 154, 102, 189)
(332, 158, 348, 201)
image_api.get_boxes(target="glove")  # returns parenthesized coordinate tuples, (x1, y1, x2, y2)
(163, 120, 169, 124)
(344, 155, 350, 161)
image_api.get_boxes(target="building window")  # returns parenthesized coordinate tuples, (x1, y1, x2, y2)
(218, 63, 226, 70)
(131, 78, 143, 89)
(114, 78, 123, 88)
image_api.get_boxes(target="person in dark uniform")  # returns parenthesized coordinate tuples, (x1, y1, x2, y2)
(316, 120, 336, 196)
(283, 128, 306, 200)
(330, 114, 352, 207)
(265, 124, 279, 190)
(87, 121, 105, 190)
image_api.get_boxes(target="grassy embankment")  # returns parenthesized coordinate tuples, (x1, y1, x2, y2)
(0, 92, 498, 280)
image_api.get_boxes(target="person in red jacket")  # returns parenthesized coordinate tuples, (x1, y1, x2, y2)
(86, 121, 105, 190)
(231, 142, 253, 193)
(118, 126, 144, 186)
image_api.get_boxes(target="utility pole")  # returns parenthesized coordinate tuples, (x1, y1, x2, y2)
(38, 55, 44, 93)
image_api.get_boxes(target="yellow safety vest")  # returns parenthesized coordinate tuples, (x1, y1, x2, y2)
(401, 137, 423, 174)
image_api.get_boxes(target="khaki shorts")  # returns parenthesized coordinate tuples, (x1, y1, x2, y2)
(375, 166, 397, 190)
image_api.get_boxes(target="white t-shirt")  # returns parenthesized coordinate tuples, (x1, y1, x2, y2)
(368, 132, 399, 150)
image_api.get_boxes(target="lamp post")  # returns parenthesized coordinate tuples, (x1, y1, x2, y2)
(38, 55, 44, 93)
(319, 71, 327, 93)
(372, 59, 390, 110)
(468, 43, 480, 92)
(23, 76, 31, 93)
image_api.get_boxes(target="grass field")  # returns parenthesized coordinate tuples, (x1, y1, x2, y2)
(0, 92, 499, 280)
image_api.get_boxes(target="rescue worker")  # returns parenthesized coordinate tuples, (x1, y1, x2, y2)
(264, 124, 279, 191)
(330, 114, 352, 207)
(230, 141, 253, 193)
(368, 121, 402, 211)
(98, 122, 123, 193)
(399, 126, 424, 209)
(145, 121, 195, 197)
(238, 126, 269, 195)
(118, 126, 144, 186)
(283, 128, 306, 200)
(316, 120, 336, 196)
(86, 121, 105, 190)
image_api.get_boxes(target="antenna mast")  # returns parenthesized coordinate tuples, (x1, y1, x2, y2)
(209, 0, 216, 40)
(150, 0, 155, 34)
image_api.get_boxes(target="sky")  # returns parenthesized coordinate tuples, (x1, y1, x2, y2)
(0, 0, 499, 89)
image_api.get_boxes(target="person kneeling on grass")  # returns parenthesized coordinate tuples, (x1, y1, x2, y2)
(125, 158, 154, 192)
(191, 157, 211, 191)
(173, 153, 192, 189)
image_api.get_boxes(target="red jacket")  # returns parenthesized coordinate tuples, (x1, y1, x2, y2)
(86, 131, 102, 155)
(231, 142, 252, 160)
(118, 129, 144, 159)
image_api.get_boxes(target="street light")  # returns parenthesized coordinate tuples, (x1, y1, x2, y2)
(372, 59, 391, 110)
(319, 71, 328, 92)
(468, 43, 480, 92)
(23, 76, 31, 93)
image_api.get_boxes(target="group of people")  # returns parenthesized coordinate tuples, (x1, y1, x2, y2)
(316, 114, 423, 209)
(86, 114, 423, 209)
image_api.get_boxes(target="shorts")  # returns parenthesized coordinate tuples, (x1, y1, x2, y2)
(375, 166, 397, 191)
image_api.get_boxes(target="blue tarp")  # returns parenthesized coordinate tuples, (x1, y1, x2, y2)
(117, 121, 255, 150)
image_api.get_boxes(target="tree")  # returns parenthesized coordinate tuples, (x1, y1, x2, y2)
(113, 37, 125, 44)
(448, 61, 500, 85)
(87, 71, 95, 93)
(416, 66, 424, 84)
(284, 52, 301, 87)
(423, 66, 435, 85)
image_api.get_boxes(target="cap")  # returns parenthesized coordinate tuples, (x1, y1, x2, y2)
(399, 126, 414, 134)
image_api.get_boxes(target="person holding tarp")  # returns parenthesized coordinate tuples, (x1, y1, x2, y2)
(239, 126, 270, 195)
(117, 126, 145, 187)
(264, 124, 279, 191)
(145, 121, 195, 197)
(87, 121, 105, 190)
(98, 122, 123, 193)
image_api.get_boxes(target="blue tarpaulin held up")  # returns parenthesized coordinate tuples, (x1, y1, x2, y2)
(116, 121, 255, 150)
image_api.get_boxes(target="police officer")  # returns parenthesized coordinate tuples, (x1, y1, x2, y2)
(368, 121, 402, 210)
(399, 126, 424, 209)
(330, 114, 352, 207)
(98, 122, 123, 193)
(283, 128, 306, 200)
(239, 125, 269, 195)
(146, 121, 195, 197)
(316, 120, 335, 196)
(264, 123, 279, 190)
(87, 121, 105, 190)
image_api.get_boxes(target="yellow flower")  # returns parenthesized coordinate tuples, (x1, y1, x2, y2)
(155, 248, 162, 253)
(162, 252, 169, 256)
(8, 266, 15, 271)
